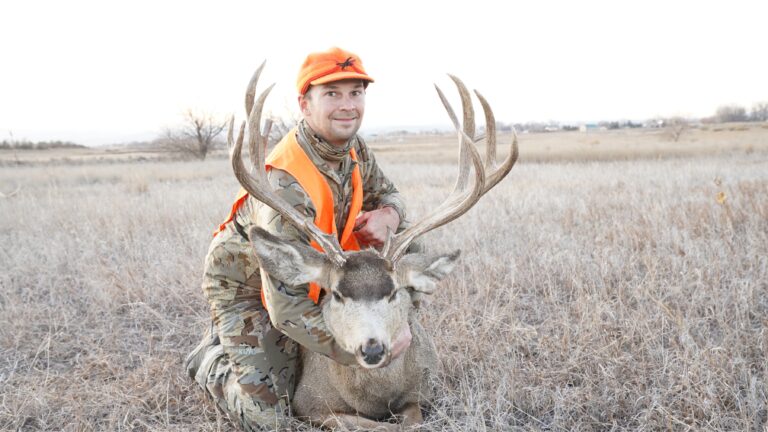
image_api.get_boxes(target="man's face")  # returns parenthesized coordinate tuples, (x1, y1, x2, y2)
(299, 79, 366, 146)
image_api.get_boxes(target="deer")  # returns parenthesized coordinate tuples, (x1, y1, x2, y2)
(227, 62, 518, 431)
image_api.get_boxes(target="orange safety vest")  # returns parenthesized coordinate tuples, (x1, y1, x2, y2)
(213, 128, 363, 308)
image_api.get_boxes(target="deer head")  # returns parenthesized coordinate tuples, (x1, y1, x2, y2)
(229, 61, 518, 368)
(250, 227, 459, 367)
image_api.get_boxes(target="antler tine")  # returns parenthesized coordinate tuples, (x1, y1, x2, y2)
(434, 83, 472, 195)
(382, 79, 488, 264)
(246, 81, 274, 176)
(230, 64, 347, 267)
(448, 75, 476, 193)
(244, 61, 267, 169)
(227, 115, 235, 150)
(434, 84, 460, 129)
(474, 90, 519, 194)
(244, 60, 266, 117)
(474, 90, 496, 168)
(449, 74, 476, 139)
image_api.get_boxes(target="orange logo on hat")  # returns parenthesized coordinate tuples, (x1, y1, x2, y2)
(296, 47, 374, 95)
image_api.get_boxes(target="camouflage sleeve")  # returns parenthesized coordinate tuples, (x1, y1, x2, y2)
(356, 139, 408, 230)
(238, 168, 358, 366)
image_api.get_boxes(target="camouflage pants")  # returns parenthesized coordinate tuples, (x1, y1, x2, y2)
(190, 225, 299, 431)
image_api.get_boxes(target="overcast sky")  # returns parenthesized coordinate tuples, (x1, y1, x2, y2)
(1, 0, 766, 146)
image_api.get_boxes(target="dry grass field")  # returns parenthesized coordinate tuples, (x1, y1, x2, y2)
(1, 125, 767, 431)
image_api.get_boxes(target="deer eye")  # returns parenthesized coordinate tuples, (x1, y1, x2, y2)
(332, 292, 343, 303)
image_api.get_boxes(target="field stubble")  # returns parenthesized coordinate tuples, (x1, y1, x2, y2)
(0, 136, 767, 430)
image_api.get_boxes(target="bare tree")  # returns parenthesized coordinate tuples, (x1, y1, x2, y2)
(715, 105, 748, 123)
(161, 109, 226, 160)
(665, 116, 688, 142)
(750, 102, 768, 122)
(267, 115, 296, 147)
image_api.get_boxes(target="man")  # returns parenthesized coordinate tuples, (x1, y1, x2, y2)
(185, 47, 414, 431)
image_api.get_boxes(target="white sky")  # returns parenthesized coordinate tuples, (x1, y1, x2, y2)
(1, 0, 766, 146)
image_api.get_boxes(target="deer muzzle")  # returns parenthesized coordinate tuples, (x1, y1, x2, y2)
(358, 338, 388, 368)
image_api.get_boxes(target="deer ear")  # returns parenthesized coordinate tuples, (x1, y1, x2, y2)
(396, 250, 460, 295)
(249, 227, 333, 286)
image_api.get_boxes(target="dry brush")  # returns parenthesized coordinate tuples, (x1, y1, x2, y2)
(0, 150, 766, 430)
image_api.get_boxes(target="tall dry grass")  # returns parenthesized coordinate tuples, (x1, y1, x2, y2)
(0, 145, 766, 430)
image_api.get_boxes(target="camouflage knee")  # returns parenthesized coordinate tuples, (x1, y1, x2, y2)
(209, 299, 298, 429)
(198, 339, 295, 431)
(225, 374, 291, 432)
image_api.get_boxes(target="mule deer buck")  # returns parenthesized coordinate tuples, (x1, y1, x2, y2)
(229, 62, 518, 430)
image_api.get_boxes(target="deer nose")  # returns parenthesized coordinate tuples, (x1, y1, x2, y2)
(361, 339, 385, 366)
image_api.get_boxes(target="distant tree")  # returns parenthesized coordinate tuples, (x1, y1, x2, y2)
(597, 121, 621, 130)
(494, 121, 513, 133)
(750, 102, 768, 122)
(665, 117, 688, 142)
(519, 122, 548, 133)
(160, 109, 226, 160)
(715, 105, 748, 123)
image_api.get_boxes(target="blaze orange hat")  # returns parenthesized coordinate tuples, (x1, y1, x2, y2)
(296, 47, 374, 95)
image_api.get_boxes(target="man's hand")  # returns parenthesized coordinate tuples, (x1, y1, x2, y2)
(354, 207, 400, 249)
(390, 324, 412, 361)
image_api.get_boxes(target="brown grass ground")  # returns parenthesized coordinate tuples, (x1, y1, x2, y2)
(1, 126, 767, 431)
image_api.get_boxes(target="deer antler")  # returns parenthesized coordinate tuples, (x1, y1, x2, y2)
(382, 75, 519, 265)
(229, 61, 348, 267)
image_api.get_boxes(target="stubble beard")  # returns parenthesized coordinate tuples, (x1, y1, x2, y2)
(330, 120, 360, 146)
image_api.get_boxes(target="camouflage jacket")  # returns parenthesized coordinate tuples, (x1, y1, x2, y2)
(233, 125, 407, 365)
